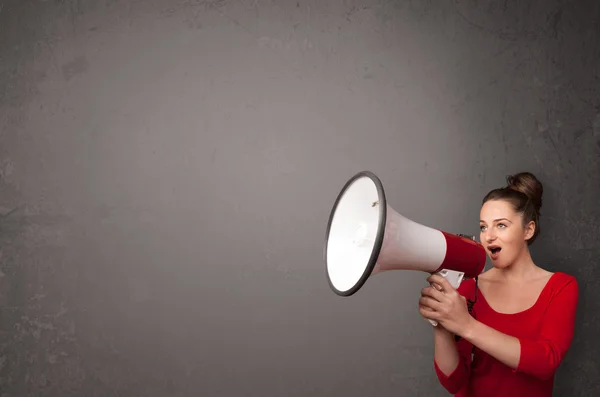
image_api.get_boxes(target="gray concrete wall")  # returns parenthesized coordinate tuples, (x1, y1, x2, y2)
(1, 0, 598, 396)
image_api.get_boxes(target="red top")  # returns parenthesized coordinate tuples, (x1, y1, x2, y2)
(434, 272, 579, 397)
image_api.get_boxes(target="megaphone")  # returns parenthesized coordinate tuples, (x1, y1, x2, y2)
(324, 171, 486, 326)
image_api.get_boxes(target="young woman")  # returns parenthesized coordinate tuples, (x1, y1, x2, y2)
(418, 172, 579, 397)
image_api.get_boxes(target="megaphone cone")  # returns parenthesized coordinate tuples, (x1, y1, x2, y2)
(324, 171, 486, 325)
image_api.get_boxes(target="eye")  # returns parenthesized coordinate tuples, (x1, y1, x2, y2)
(479, 225, 487, 231)
(497, 223, 507, 229)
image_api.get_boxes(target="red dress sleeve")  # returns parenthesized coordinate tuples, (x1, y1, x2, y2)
(515, 274, 579, 380)
(434, 337, 473, 394)
(433, 278, 477, 394)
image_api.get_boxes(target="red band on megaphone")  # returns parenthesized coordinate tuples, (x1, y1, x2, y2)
(435, 232, 486, 279)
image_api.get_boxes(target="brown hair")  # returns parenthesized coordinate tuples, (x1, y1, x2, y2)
(482, 172, 544, 245)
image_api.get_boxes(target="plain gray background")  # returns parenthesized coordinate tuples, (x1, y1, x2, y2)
(1, 0, 598, 396)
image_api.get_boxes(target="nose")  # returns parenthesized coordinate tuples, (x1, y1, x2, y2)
(483, 229, 497, 242)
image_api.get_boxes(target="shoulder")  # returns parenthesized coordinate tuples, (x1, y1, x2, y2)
(548, 271, 579, 294)
(544, 272, 579, 305)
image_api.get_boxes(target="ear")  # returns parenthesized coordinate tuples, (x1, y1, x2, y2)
(523, 220, 536, 241)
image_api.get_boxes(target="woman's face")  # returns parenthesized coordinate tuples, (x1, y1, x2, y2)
(479, 199, 534, 268)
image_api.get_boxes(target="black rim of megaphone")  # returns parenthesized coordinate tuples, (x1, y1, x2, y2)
(324, 170, 387, 297)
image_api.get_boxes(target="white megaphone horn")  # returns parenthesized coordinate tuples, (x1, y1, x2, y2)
(324, 171, 486, 326)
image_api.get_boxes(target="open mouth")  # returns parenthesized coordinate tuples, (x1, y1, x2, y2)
(488, 246, 502, 255)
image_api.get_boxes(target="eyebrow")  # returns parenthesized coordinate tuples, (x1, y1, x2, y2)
(480, 218, 512, 223)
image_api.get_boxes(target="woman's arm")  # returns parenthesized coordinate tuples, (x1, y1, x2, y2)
(431, 326, 474, 394)
(514, 277, 579, 380)
(420, 284, 464, 374)
(421, 282, 475, 394)
(461, 318, 520, 369)
(433, 326, 461, 376)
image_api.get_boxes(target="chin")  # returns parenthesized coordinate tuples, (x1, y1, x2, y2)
(490, 257, 514, 269)
(491, 262, 509, 269)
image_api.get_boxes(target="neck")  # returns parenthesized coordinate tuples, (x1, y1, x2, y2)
(494, 247, 538, 282)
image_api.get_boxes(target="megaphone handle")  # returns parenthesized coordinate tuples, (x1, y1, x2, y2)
(427, 269, 465, 327)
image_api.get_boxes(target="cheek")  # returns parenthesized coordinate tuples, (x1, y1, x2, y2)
(501, 229, 524, 245)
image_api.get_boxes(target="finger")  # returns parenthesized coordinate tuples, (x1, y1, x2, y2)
(427, 274, 455, 293)
(419, 296, 442, 311)
(421, 286, 433, 296)
(419, 306, 439, 320)
(421, 286, 446, 302)
(427, 274, 448, 287)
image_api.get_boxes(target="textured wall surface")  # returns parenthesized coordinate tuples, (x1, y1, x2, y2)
(1, 0, 599, 396)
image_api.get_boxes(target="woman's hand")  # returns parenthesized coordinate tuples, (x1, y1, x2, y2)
(418, 274, 474, 337)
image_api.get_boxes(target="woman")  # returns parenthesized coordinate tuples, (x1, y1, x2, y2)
(418, 172, 579, 397)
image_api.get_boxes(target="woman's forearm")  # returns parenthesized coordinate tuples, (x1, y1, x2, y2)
(433, 327, 461, 376)
(462, 318, 521, 370)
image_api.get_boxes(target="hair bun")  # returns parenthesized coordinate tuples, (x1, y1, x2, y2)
(506, 172, 543, 214)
